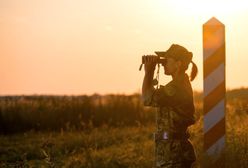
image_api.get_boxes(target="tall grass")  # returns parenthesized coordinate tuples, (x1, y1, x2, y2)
(0, 94, 154, 133)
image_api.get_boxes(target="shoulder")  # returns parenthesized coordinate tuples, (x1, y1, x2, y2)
(159, 82, 177, 97)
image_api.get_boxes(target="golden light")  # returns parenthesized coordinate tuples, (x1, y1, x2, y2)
(160, 0, 248, 19)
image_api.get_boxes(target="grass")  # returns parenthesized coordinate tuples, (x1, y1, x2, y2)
(0, 126, 155, 167)
(0, 112, 248, 168)
(0, 90, 248, 167)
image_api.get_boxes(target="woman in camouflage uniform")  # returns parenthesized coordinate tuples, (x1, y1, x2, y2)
(142, 44, 198, 168)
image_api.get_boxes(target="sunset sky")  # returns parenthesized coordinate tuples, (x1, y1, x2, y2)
(1, 0, 248, 95)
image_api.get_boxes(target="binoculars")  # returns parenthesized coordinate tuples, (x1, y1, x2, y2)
(139, 52, 167, 71)
(141, 56, 167, 64)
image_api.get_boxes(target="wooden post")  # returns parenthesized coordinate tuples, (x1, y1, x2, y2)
(203, 17, 226, 167)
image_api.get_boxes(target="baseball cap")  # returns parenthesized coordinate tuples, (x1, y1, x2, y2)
(155, 44, 193, 64)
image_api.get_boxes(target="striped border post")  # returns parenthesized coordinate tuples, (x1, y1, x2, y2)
(203, 17, 226, 167)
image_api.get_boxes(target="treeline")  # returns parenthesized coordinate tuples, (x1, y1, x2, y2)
(0, 94, 156, 134)
(0, 88, 247, 134)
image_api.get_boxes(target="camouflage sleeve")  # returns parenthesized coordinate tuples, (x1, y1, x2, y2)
(142, 84, 177, 107)
(142, 87, 157, 107)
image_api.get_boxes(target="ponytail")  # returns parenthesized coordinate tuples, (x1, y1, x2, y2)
(190, 61, 198, 81)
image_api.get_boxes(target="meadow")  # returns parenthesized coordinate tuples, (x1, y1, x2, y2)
(0, 89, 248, 167)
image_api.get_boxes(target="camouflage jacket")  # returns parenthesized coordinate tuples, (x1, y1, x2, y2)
(143, 73, 196, 167)
(143, 73, 195, 133)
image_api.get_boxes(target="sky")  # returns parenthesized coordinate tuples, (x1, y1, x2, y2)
(1, 0, 248, 95)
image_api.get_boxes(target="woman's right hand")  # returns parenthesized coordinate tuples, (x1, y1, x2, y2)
(142, 55, 157, 74)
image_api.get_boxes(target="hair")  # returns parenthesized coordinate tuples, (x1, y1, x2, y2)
(189, 61, 198, 81)
(180, 61, 198, 81)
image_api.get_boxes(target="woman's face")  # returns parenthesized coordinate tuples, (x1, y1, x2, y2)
(162, 58, 181, 75)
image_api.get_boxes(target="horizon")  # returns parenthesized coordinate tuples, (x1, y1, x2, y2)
(1, 86, 248, 97)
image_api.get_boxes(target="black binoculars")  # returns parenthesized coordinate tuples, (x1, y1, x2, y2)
(139, 52, 167, 71)
(141, 56, 167, 64)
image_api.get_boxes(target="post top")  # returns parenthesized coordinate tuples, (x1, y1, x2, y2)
(204, 17, 224, 26)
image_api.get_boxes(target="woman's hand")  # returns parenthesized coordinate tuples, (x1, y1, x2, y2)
(142, 55, 157, 74)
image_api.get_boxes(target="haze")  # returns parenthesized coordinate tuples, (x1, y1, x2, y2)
(1, 0, 248, 95)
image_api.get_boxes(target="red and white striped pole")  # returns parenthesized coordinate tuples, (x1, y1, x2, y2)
(203, 17, 226, 167)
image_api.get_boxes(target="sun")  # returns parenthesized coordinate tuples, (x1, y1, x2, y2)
(160, 0, 248, 19)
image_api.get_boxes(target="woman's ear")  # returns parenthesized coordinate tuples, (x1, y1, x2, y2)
(176, 60, 182, 69)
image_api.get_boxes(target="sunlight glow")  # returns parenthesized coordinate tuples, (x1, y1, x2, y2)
(162, 0, 248, 18)
(1, 0, 248, 95)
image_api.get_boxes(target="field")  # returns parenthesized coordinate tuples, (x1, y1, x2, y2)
(0, 89, 248, 167)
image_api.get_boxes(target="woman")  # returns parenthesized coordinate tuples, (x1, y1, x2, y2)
(142, 44, 198, 168)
